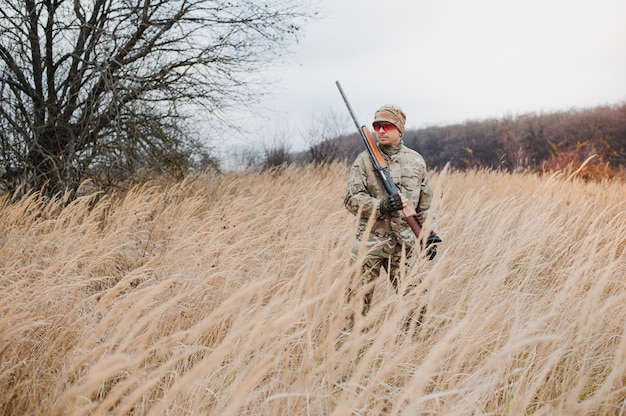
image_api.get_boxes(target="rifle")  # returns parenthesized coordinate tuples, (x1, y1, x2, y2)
(335, 80, 423, 240)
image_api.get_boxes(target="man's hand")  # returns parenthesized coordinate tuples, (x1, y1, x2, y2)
(399, 193, 417, 218)
(380, 194, 403, 214)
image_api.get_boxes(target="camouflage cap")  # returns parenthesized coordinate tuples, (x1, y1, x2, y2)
(373, 104, 406, 136)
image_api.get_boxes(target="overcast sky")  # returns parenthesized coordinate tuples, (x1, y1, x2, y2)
(222, 0, 626, 153)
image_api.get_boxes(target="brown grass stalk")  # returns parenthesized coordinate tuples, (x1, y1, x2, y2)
(1, 163, 625, 415)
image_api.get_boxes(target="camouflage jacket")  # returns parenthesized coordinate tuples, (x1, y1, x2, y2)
(344, 141, 433, 253)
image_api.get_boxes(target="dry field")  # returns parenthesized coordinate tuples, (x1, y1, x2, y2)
(1, 163, 625, 415)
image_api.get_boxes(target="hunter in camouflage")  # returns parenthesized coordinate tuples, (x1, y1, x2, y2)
(344, 104, 435, 316)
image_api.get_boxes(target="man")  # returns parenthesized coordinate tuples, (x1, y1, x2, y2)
(344, 104, 439, 317)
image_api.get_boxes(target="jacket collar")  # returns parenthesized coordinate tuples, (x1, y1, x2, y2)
(379, 140, 403, 156)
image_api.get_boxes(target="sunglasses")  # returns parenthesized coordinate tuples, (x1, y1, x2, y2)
(373, 122, 396, 132)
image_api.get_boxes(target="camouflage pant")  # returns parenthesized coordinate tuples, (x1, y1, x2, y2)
(349, 241, 414, 316)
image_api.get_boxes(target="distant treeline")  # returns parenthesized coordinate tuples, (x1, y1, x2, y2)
(330, 103, 626, 178)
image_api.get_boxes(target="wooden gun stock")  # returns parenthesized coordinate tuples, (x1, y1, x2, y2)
(405, 212, 423, 239)
(361, 126, 387, 168)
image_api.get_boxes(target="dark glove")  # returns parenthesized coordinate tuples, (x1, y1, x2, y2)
(425, 234, 442, 260)
(379, 194, 403, 214)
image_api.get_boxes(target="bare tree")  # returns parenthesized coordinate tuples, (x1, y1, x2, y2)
(261, 132, 292, 170)
(227, 145, 262, 171)
(303, 108, 349, 165)
(0, 0, 316, 196)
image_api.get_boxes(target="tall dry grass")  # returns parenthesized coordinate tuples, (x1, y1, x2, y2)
(1, 163, 625, 415)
